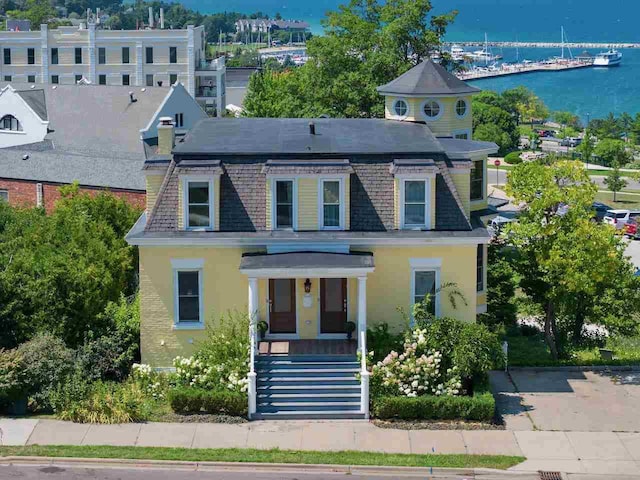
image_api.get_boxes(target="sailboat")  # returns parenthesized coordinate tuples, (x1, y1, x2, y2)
(468, 33, 502, 64)
(553, 26, 574, 63)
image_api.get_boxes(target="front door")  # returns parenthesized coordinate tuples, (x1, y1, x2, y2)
(320, 278, 347, 334)
(268, 279, 296, 334)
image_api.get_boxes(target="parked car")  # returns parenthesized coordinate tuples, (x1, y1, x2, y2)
(560, 137, 582, 147)
(592, 202, 613, 222)
(624, 219, 639, 238)
(536, 129, 555, 137)
(604, 209, 640, 230)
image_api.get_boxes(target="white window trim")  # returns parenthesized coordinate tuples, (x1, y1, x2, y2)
(181, 175, 215, 231)
(392, 98, 409, 120)
(420, 98, 443, 122)
(318, 177, 346, 230)
(399, 176, 433, 230)
(172, 262, 205, 330)
(271, 177, 298, 231)
(477, 244, 487, 294)
(455, 98, 469, 119)
(452, 128, 472, 140)
(410, 266, 441, 319)
(470, 159, 486, 203)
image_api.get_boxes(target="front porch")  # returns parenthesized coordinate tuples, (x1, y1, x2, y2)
(258, 339, 358, 356)
(241, 251, 374, 420)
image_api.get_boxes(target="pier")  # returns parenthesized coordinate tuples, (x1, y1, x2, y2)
(445, 41, 640, 49)
(457, 58, 594, 81)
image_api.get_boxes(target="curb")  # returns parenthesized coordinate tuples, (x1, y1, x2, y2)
(506, 365, 640, 372)
(0, 456, 530, 477)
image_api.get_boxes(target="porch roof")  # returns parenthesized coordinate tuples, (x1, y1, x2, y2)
(239, 251, 374, 277)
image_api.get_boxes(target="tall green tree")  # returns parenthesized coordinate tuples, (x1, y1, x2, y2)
(594, 138, 632, 168)
(604, 162, 627, 202)
(506, 161, 631, 359)
(244, 0, 457, 118)
(7, 0, 55, 27)
(576, 130, 595, 166)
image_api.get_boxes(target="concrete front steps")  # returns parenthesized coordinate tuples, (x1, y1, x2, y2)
(253, 354, 365, 420)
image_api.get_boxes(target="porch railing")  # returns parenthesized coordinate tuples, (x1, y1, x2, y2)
(248, 321, 257, 418)
(359, 329, 370, 419)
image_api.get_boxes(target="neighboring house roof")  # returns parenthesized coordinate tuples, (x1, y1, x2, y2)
(0, 142, 145, 190)
(0, 83, 171, 159)
(174, 118, 446, 156)
(376, 60, 481, 96)
(16, 89, 47, 121)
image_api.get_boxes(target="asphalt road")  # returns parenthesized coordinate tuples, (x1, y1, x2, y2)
(490, 168, 640, 191)
(0, 464, 539, 480)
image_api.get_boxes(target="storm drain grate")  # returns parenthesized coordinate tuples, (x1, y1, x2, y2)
(539, 472, 563, 480)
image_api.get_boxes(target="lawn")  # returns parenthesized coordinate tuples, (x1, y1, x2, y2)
(0, 445, 524, 470)
(595, 191, 640, 210)
(504, 331, 640, 367)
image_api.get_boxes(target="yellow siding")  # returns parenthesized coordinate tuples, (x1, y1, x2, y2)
(139, 243, 480, 367)
(139, 247, 248, 366)
(470, 157, 489, 212)
(265, 180, 272, 230)
(451, 171, 471, 217)
(298, 178, 318, 231)
(384, 95, 473, 137)
(145, 174, 165, 215)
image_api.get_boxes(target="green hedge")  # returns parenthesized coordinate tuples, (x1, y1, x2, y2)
(371, 383, 495, 421)
(504, 151, 522, 165)
(168, 388, 247, 417)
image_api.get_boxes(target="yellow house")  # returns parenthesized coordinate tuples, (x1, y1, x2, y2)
(126, 60, 498, 420)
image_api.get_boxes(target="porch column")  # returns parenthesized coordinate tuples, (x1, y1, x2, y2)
(357, 276, 370, 419)
(247, 277, 259, 418)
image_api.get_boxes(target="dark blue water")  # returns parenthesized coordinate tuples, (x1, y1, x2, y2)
(179, 0, 640, 118)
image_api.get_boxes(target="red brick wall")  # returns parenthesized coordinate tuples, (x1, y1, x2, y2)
(0, 178, 145, 213)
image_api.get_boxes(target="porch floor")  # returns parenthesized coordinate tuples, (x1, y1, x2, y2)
(258, 339, 357, 356)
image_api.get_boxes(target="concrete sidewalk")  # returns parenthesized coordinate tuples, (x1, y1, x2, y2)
(2, 418, 640, 475)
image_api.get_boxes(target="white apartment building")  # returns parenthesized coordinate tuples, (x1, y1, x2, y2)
(0, 23, 226, 116)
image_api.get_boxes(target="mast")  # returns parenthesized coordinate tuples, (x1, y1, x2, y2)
(485, 32, 488, 65)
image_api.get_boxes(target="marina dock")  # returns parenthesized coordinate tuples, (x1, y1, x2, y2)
(445, 41, 640, 49)
(457, 58, 594, 81)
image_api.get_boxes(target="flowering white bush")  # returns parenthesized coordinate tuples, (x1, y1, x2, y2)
(131, 363, 165, 400)
(172, 356, 213, 388)
(371, 327, 462, 398)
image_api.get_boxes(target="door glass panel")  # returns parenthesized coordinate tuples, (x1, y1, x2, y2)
(324, 278, 344, 312)
(273, 279, 292, 313)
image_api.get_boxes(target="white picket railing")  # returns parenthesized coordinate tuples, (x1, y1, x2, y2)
(248, 321, 257, 418)
(359, 329, 370, 419)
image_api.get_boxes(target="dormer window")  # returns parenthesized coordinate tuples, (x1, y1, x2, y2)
(319, 178, 345, 230)
(400, 178, 431, 229)
(274, 179, 295, 229)
(0, 115, 21, 131)
(182, 176, 214, 230)
(421, 100, 442, 121)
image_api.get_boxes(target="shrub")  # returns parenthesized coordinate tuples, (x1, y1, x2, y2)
(0, 348, 27, 407)
(52, 379, 153, 424)
(372, 387, 495, 421)
(415, 317, 504, 381)
(168, 387, 247, 416)
(76, 330, 136, 383)
(131, 363, 166, 401)
(367, 323, 404, 362)
(478, 243, 518, 330)
(17, 333, 74, 410)
(504, 151, 523, 165)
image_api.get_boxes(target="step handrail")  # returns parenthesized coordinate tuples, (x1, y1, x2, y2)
(359, 330, 370, 419)
(248, 321, 257, 418)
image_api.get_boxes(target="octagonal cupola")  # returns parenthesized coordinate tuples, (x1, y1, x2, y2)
(377, 60, 481, 139)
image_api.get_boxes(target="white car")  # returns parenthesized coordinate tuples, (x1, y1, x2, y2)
(603, 209, 640, 230)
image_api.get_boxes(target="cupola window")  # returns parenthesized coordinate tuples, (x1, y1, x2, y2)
(422, 100, 441, 120)
(455, 99, 468, 117)
(393, 99, 408, 117)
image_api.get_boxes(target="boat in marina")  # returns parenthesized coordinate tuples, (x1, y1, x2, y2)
(450, 44, 466, 62)
(594, 49, 623, 66)
(468, 33, 502, 63)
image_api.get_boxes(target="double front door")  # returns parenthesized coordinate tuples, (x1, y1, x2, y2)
(267, 278, 348, 335)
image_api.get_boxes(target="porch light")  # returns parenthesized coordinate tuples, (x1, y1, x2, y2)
(304, 278, 312, 293)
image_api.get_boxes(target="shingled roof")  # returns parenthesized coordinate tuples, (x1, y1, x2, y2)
(377, 60, 481, 96)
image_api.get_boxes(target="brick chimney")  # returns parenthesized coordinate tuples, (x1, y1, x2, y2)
(157, 116, 175, 155)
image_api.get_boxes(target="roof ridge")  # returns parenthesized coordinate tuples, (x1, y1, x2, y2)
(435, 160, 471, 228)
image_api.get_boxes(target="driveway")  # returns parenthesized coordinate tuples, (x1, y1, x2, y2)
(626, 239, 640, 269)
(491, 368, 640, 432)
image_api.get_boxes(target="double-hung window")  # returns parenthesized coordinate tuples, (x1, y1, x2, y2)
(274, 180, 294, 229)
(145, 46, 153, 64)
(183, 177, 214, 230)
(51, 48, 58, 64)
(319, 179, 343, 230)
(74, 47, 82, 64)
(477, 244, 485, 292)
(413, 270, 437, 316)
(172, 259, 204, 328)
(401, 179, 430, 229)
(3, 48, 10, 65)
(470, 160, 484, 201)
(122, 47, 130, 64)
